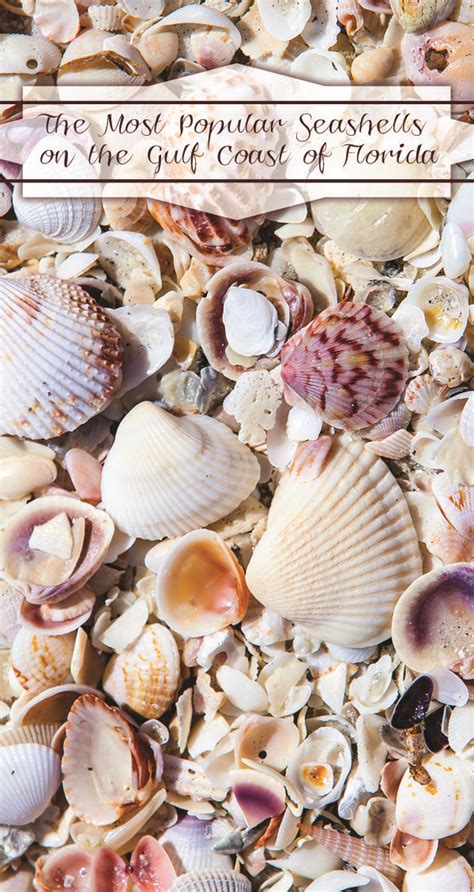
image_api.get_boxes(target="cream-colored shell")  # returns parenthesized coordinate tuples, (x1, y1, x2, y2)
(102, 623, 180, 719)
(101, 402, 260, 540)
(12, 188, 102, 245)
(246, 434, 422, 646)
(171, 870, 251, 892)
(395, 751, 473, 840)
(11, 629, 74, 693)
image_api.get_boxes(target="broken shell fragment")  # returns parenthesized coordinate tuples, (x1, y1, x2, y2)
(155, 529, 249, 638)
(402, 23, 474, 103)
(130, 835, 177, 891)
(389, 0, 456, 31)
(390, 829, 438, 874)
(231, 768, 286, 827)
(0, 742, 61, 826)
(34, 845, 94, 891)
(235, 715, 300, 771)
(395, 750, 472, 839)
(286, 727, 352, 808)
(401, 277, 469, 344)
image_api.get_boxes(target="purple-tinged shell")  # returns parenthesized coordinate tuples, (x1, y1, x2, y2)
(281, 301, 409, 431)
(424, 707, 449, 753)
(392, 563, 474, 672)
(390, 675, 434, 730)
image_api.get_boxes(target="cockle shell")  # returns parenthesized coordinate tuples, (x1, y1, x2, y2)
(171, 869, 251, 892)
(402, 23, 474, 103)
(58, 30, 150, 86)
(87, 3, 124, 31)
(0, 742, 61, 825)
(312, 198, 432, 262)
(130, 836, 177, 892)
(300, 825, 403, 886)
(102, 624, 180, 719)
(62, 694, 156, 825)
(12, 189, 102, 245)
(402, 849, 473, 892)
(281, 302, 409, 431)
(2, 496, 114, 604)
(391, 563, 474, 671)
(389, 0, 456, 31)
(20, 588, 96, 636)
(155, 529, 249, 638)
(246, 434, 421, 646)
(0, 34, 61, 74)
(160, 816, 232, 874)
(11, 629, 74, 693)
(395, 751, 473, 839)
(101, 401, 260, 540)
(0, 275, 122, 440)
(148, 201, 260, 266)
(197, 261, 313, 381)
(139, 6, 241, 68)
(404, 374, 444, 414)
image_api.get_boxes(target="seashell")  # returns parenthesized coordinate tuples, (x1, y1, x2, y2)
(0, 34, 61, 75)
(402, 849, 473, 892)
(351, 47, 394, 83)
(87, 3, 124, 30)
(0, 182, 12, 218)
(130, 836, 177, 891)
(102, 196, 152, 233)
(235, 716, 299, 772)
(286, 727, 352, 808)
(216, 665, 268, 713)
(3, 496, 114, 604)
(440, 222, 471, 279)
(171, 870, 251, 892)
(62, 693, 156, 825)
(390, 676, 433, 730)
(429, 346, 474, 387)
(246, 434, 422, 646)
(34, 845, 94, 892)
(102, 623, 180, 719)
(148, 202, 260, 266)
(12, 188, 102, 245)
(10, 683, 105, 726)
(312, 198, 432, 262)
(163, 754, 227, 802)
(107, 305, 174, 397)
(0, 578, 23, 647)
(389, 0, 456, 31)
(404, 374, 444, 415)
(155, 529, 249, 638)
(0, 453, 57, 500)
(402, 23, 474, 104)
(0, 742, 61, 825)
(91, 847, 128, 890)
(223, 369, 283, 445)
(280, 302, 409, 431)
(160, 816, 232, 874)
(138, 7, 241, 69)
(197, 261, 312, 381)
(395, 750, 472, 839)
(365, 430, 413, 460)
(361, 401, 412, 442)
(427, 667, 468, 707)
(459, 394, 474, 447)
(305, 869, 370, 890)
(11, 629, 75, 693)
(390, 829, 438, 874)
(101, 402, 260, 540)
(431, 473, 473, 544)
(0, 275, 122, 440)
(423, 707, 449, 753)
(290, 49, 351, 84)
(400, 277, 469, 344)
(391, 563, 474, 671)
(20, 587, 96, 635)
(299, 825, 403, 886)
(255, 0, 311, 39)
(447, 176, 473, 240)
(95, 230, 161, 293)
(349, 654, 398, 715)
(231, 768, 286, 827)
(356, 716, 390, 795)
(58, 30, 150, 86)
(447, 701, 474, 753)
(33, 0, 80, 44)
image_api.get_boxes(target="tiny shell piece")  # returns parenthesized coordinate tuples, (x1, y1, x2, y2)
(223, 370, 282, 444)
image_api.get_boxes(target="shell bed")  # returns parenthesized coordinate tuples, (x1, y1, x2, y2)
(0, 0, 473, 889)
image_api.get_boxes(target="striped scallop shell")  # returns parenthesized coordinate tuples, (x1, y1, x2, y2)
(101, 401, 260, 540)
(12, 189, 102, 244)
(171, 870, 251, 892)
(102, 624, 180, 719)
(281, 301, 409, 431)
(11, 629, 74, 693)
(160, 816, 232, 874)
(0, 742, 61, 826)
(246, 434, 422, 647)
(0, 275, 122, 440)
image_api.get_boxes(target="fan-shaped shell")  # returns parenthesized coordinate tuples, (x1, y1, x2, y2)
(0, 743, 61, 825)
(171, 869, 251, 892)
(102, 624, 180, 719)
(0, 275, 122, 440)
(12, 188, 102, 244)
(246, 434, 422, 646)
(395, 751, 472, 839)
(101, 401, 260, 540)
(160, 816, 232, 874)
(281, 302, 409, 431)
(11, 628, 74, 693)
(148, 201, 260, 266)
(402, 850, 472, 892)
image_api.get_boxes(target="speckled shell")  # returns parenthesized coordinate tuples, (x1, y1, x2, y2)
(170, 869, 251, 892)
(147, 201, 260, 265)
(389, 0, 456, 31)
(11, 629, 74, 693)
(102, 624, 180, 719)
(101, 401, 260, 540)
(0, 276, 122, 440)
(281, 302, 409, 431)
(395, 751, 472, 839)
(246, 434, 422, 646)
(12, 189, 102, 244)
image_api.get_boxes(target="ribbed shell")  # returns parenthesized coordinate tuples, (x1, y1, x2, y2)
(0, 743, 61, 825)
(171, 869, 251, 892)
(301, 825, 403, 885)
(0, 275, 122, 439)
(281, 301, 409, 431)
(147, 201, 259, 265)
(11, 629, 74, 693)
(102, 624, 180, 719)
(161, 816, 232, 874)
(101, 402, 260, 540)
(12, 190, 102, 244)
(246, 434, 422, 646)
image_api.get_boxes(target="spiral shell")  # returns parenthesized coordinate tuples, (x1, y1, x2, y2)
(281, 302, 409, 431)
(12, 188, 102, 244)
(0, 275, 122, 440)
(147, 201, 260, 265)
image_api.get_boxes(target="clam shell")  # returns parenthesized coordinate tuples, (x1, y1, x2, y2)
(0, 743, 61, 825)
(148, 202, 260, 266)
(12, 188, 102, 245)
(389, 0, 456, 31)
(281, 302, 408, 431)
(234, 715, 300, 771)
(246, 434, 422, 646)
(395, 751, 472, 839)
(11, 629, 75, 693)
(160, 816, 232, 874)
(0, 34, 61, 75)
(87, 3, 124, 30)
(402, 276, 469, 344)
(101, 402, 260, 540)
(102, 624, 180, 719)
(311, 198, 432, 262)
(171, 869, 251, 892)
(402, 849, 473, 892)
(0, 275, 122, 440)
(391, 563, 474, 671)
(130, 836, 177, 891)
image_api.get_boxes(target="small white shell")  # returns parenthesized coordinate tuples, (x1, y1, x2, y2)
(448, 702, 474, 753)
(0, 34, 61, 74)
(170, 870, 251, 892)
(286, 727, 352, 808)
(160, 816, 232, 874)
(87, 3, 123, 30)
(223, 286, 279, 357)
(256, 0, 311, 39)
(107, 305, 174, 396)
(0, 743, 61, 825)
(402, 276, 469, 343)
(395, 751, 472, 840)
(95, 231, 162, 293)
(216, 665, 268, 713)
(13, 188, 102, 245)
(402, 850, 472, 892)
(440, 222, 471, 278)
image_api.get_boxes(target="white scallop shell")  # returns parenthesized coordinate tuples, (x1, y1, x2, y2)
(0, 34, 61, 75)
(12, 188, 102, 245)
(101, 401, 260, 540)
(0, 743, 61, 825)
(171, 869, 251, 892)
(160, 816, 232, 874)
(395, 751, 473, 840)
(0, 578, 22, 647)
(0, 276, 122, 440)
(246, 434, 422, 647)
